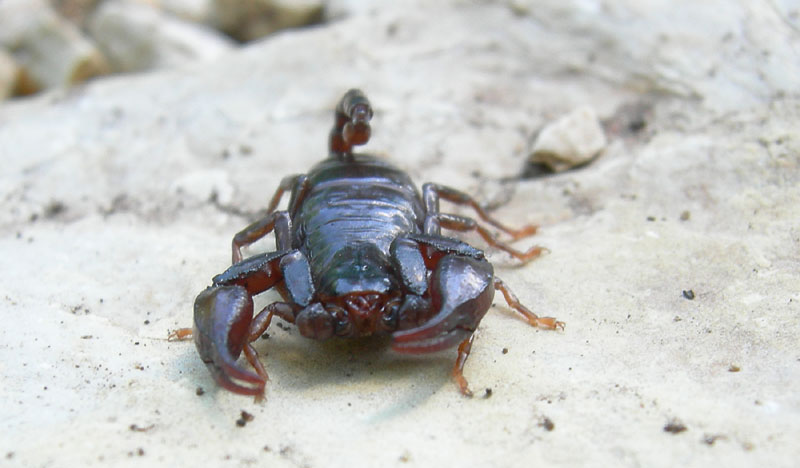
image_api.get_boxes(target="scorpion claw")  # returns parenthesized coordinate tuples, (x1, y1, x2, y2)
(202, 352, 265, 396)
(392, 326, 473, 354)
(392, 254, 494, 354)
(193, 285, 265, 396)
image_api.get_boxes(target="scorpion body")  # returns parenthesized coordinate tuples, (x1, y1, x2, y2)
(296, 155, 423, 301)
(182, 90, 563, 398)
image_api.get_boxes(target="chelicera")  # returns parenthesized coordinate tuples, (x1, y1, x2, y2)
(173, 89, 563, 398)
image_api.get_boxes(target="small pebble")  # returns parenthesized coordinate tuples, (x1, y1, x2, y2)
(529, 106, 607, 172)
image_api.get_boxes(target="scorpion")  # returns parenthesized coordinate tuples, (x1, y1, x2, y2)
(174, 89, 563, 398)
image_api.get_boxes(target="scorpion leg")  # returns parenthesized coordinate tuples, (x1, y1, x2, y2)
(267, 174, 308, 213)
(452, 334, 475, 396)
(232, 211, 291, 264)
(243, 301, 295, 391)
(231, 174, 309, 264)
(422, 183, 539, 240)
(493, 277, 564, 330)
(433, 212, 546, 262)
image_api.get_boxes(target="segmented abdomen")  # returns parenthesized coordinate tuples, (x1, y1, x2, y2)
(298, 177, 422, 277)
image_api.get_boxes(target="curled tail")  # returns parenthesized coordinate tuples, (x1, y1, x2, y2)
(329, 89, 373, 158)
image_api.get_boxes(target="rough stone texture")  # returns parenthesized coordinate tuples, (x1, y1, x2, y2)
(88, 0, 236, 73)
(1, 1, 798, 467)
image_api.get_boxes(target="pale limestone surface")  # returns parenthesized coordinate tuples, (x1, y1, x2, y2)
(1, 1, 798, 467)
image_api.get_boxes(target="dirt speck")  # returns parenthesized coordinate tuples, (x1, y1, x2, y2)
(702, 434, 727, 445)
(44, 200, 67, 219)
(129, 424, 154, 432)
(664, 418, 687, 434)
(236, 410, 254, 427)
(539, 416, 555, 431)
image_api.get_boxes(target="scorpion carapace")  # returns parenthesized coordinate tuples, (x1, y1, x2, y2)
(177, 89, 564, 398)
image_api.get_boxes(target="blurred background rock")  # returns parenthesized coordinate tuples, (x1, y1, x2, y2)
(0, 0, 328, 99)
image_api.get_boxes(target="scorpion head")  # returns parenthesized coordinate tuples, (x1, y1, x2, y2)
(318, 244, 399, 297)
(296, 243, 405, 339)
(296, 292, 401, 340)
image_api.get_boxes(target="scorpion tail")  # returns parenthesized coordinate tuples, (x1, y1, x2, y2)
(329, 89, 373, 156)
(193, 285, 265, 396)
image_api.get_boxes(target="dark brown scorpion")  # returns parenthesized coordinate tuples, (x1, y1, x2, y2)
(172, 89, 563, 398)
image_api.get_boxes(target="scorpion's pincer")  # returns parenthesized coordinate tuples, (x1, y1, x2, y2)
(392, 255, 495, 353)
(193, 285, 264, 395)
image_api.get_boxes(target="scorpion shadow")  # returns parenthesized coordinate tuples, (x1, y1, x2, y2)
(170, 325, 453, 413)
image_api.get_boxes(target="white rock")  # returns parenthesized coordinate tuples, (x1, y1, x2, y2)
(49, 0, 103, 26)
(0, 0, 107, 90)
(210, 0, 324, 41)
(88, 0, 235, 73)
(156, 0, 215, 23)
(529, 106, 607, 172)
(0, 49, 20, 100)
